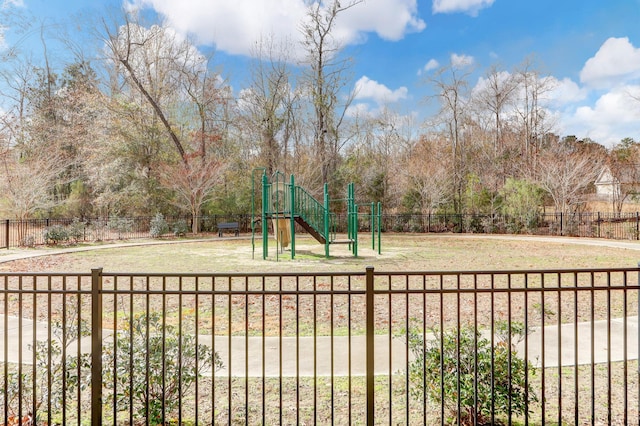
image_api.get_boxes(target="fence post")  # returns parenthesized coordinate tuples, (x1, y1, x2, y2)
(4, 219, 8, 249)
(366, 266, 374, 426)
(91, 268, 103, 426)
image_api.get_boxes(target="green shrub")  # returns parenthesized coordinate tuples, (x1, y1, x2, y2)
(406, 322, 537, 425)
(67, 218, 85, 243)
(172, 219, 190, 236)
(463, 215, 485, 233)
(102, 312, 223, 424)
(107, 216, 134, 239)
(149, 213, 169, 238)
(43, 225, 70, 245)
(499, 178, 543, 233)
(0, 310, 91, 423)
(392, 214, 411, 232)
(20, 234, 36, 247)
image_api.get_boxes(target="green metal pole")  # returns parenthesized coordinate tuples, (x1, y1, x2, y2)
(324, 183, 330, 258)
(262, 172, 269, 260)
(346, 183, 351, 244)
(349, 190, 352, 253)
(346, 183, 351, 249)
(251, 167, 266, 260)
(377, 202, 382, 255)
(371, 202, 375, 250)
(290, 174, 296, 259)
(354, 203, 358, 257)
(350, 183, 355, 252)
(275, 173, 280, 259)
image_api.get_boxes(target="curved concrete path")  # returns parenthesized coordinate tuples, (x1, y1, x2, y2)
(0, 235, 639, 376)
(2, 316, 637, 376)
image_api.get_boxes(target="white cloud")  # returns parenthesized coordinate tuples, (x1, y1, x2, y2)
(547, 77, 588, 106)
(337, 0, 425, 42)
(354, 76, 408, 104)
(451, 53, 474, 68)
(2, 0, 24, 7)
(130, 0, 425, 57)
(418, 58, 439, 75)
(561, 85, 640, 146)
(432, 0, 494, 16)
(0, 0, 25, 50)
(345, 102, 372, 118)
(580, 37, 640, 89)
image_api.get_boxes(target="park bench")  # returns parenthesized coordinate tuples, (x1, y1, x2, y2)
(217, 222, 239, 237)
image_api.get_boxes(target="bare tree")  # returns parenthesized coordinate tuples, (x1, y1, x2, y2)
(0, 22, 102, 224)
(0, 57, 35, 154)
(239, 36, 298, 175)
(404, 135, 453, 214)
(426, 59, 473, 213)
(101, 15, 228, 232)
(0, 140, 69, 242)
(535, 140, 600, 215)
(473, 65, 518, 157)
(355, 107, 416, 209)
(607, 138, 640, 215)
(299, 0, 361, 186)
(102, 18, 189, 163)
(158, 155, 226, 229)
(514, 58, 556, 167)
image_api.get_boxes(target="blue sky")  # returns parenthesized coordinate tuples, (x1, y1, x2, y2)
(4, 0, 640, 147)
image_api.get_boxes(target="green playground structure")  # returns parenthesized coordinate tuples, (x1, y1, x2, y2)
(251, 169, 382, 259)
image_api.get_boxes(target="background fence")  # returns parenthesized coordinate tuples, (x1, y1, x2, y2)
(1, 267, 639, 424)
(1, 211, 640, 249)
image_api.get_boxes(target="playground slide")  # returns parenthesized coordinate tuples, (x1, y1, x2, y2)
(272, 218, 290, 248)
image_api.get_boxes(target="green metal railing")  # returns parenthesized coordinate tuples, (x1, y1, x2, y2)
(293, 184, 331, 239)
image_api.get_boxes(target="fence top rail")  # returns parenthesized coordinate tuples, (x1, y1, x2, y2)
(374, 266, 640, 276)
(100, 271, 368, 279)
(0, 271, 92, 278)
(377, 284, 640, 295)
(0, 266, 638, 279)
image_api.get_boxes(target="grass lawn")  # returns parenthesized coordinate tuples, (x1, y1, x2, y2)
(1, 233, 639, 273)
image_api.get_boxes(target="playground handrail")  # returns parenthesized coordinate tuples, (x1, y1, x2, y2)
(293, 185, 333, 240)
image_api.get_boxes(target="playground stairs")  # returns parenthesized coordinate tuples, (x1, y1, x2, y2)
(293, 216, 353, 245)
(293, 216, 327, 244)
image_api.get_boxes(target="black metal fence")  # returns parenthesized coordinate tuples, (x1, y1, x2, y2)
(375, 211, 640, 240)
(2, 211, 640, 249)
(0, 215, 248, 249)
(1, 267, 639, 424)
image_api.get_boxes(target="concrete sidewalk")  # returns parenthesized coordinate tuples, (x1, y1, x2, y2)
(207, 316, 640, 375)
(0, 237, 221, 264)
(1, 315, 637, 377)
